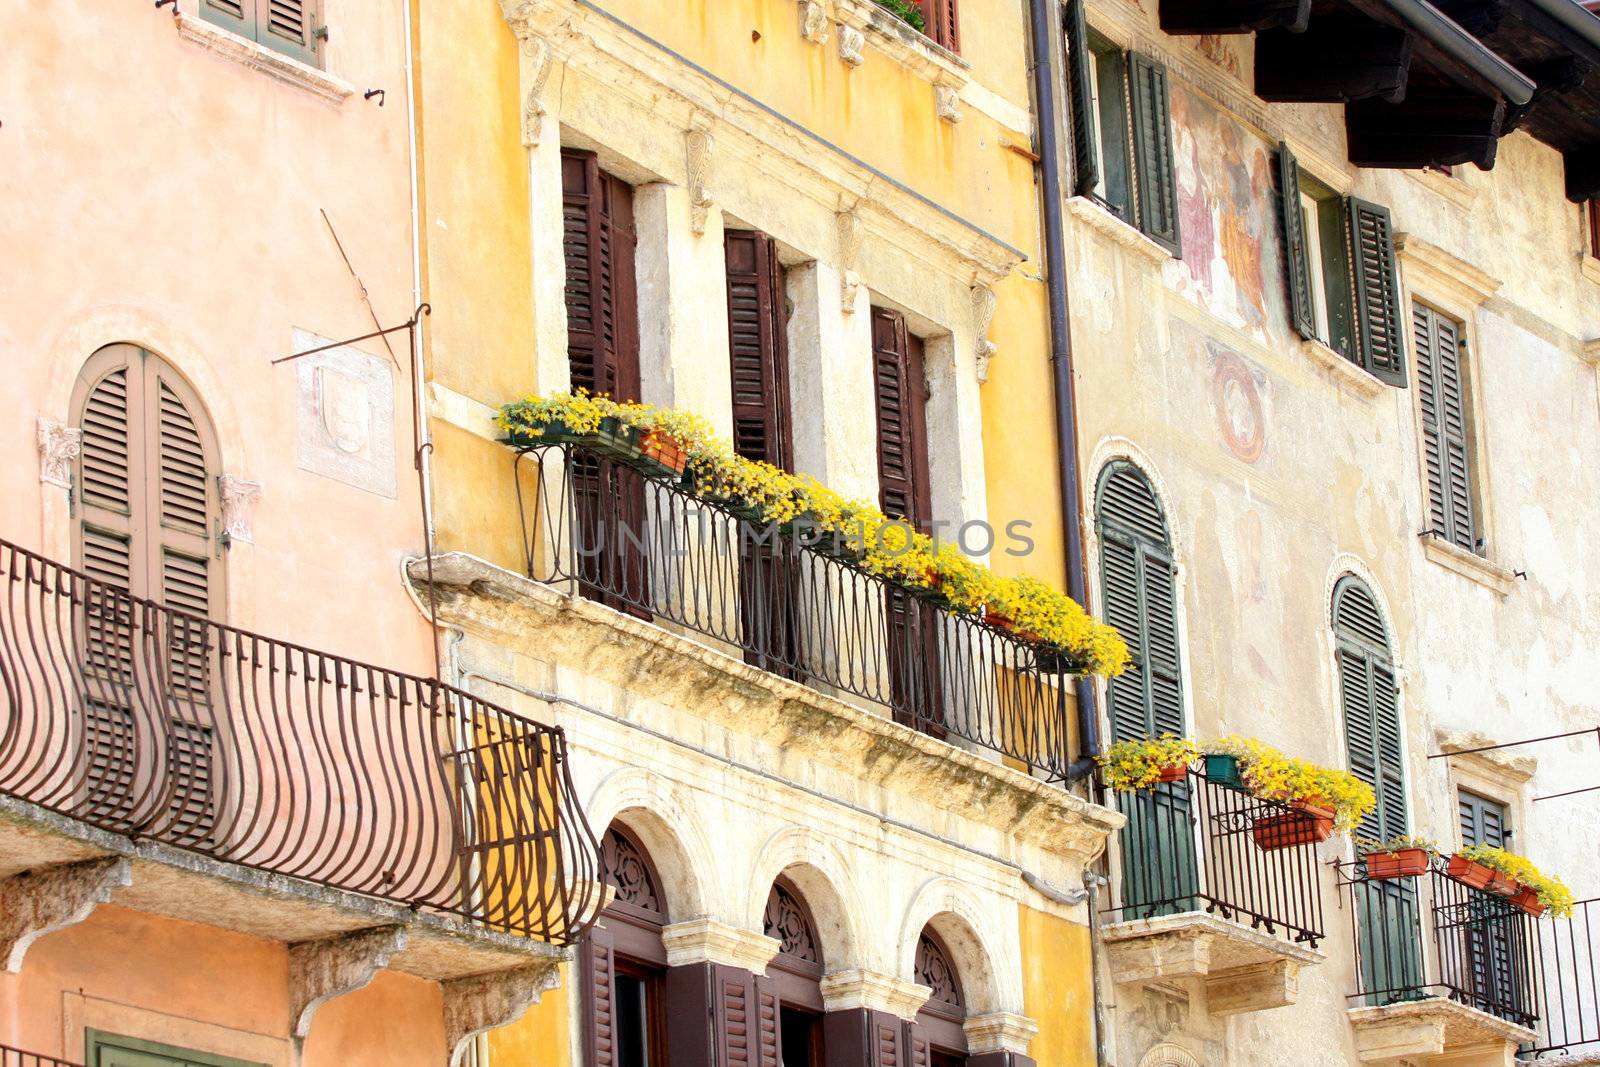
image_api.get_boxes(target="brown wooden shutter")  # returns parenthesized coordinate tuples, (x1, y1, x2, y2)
(583, 928, 618, 1067)
(1349, 197, 1406, 387)
(871, 308, 933, 531)
(1413, 303, 1476, 552)
(724, 230, 794, 470)
(903, 1021, 931, 1067)
(561, 148, 642, 404)
(920, 0, 960, 51)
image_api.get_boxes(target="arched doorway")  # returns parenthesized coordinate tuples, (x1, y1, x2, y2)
(763, 876, 826, 1064)
(587, 823, 669, 1067)
(913, 926, 967, 1066)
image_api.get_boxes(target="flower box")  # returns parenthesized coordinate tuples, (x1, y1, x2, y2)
(1510, 886, 1546, 917)
(1252, 802, 1335, 851)
(1203, 753, 1246, 790)
(637, 429, 688, 477)
(1487, 870, 1520, 897)
(1156, 764, 1188, 784)
(1364, 848, 1431, 880)
(504, 417, 582, 449)
(591, 416, 642, 460)
(1446, 854, 1495, 891)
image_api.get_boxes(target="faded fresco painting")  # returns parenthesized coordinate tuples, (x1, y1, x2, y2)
(1168, 88, 1287, 345)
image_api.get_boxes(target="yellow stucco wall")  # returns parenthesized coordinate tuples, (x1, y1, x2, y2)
(1019, 906, 1097, 1067)
(489, 963, 574, 1067)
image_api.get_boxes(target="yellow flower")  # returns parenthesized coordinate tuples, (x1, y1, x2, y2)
(1098, 735, 1200, 791)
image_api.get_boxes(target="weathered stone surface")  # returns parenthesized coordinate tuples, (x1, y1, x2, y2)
(0, 857, 131, 972)
(443, 962, 563, 1066)
(289, 925, 408, 1038)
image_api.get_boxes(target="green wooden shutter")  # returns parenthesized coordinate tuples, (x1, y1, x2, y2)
(1349, 197, 1406, 386)
(199, 0, 255, 39)
(1458, 791, 1508, 848)
(1413, 304, 1477, 552)
(1129, 53, 1182, 256)
(1277, 143, 1317, 340)
(260, 0, 321, 66)
(1333, 577, 1405, 842)
(1065, 0, 1100, 198)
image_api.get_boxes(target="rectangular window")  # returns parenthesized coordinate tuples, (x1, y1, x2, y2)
(1458, 789, 1510, 849)
(1413, 303, 1481, 554)
(1064, 1, 1181, 255)
(1278, 143, 1404, 386)
(199, 0, 323, 67)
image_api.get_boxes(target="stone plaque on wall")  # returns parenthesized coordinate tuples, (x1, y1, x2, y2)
(293, 328, 397, 498)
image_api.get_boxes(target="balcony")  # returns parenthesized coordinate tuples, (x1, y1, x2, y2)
(1528, 896, 1600, 1061)
(1100, 764, 1326, 1015)
(0, 537, 600, 988)
(1341, 857, 1541, 1062)
(2, 1045, 78, 1067)
(508, 439, 1080, 779)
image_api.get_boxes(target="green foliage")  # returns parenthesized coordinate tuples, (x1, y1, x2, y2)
(1459, 844, 1574, 917)
(875, 0, 927, 31)
(1098, 735, 1199, 791)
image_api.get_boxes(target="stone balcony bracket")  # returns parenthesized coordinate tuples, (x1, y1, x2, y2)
(1101, 912, 1324, 1016)
(1346, 997, 1538, 1064)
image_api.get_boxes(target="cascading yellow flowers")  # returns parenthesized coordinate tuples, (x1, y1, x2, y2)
(1460, 844, 1575, 916)
(498, 392, 1132, 676)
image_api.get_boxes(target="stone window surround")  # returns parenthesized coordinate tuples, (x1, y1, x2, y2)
(170, 2, 354, 105)
(1432, 729, 1536, 856)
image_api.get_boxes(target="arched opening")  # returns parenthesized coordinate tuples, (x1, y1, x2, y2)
(914, 925, 968, 1066)
(763, 875, 826, 1065)
(587, 822, 670, 1067)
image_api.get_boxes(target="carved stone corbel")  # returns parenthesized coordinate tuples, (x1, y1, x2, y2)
(218, 474, 263, 545)
(444, 962, 563, 1067)
(519, 35, 554, 147)
(686, 117, 716, 237)
(839, 24, 865, 66)
(935, 84, 964, 124)
(37, 417, 81, 489)
(837, 208, 864, 313)
(289, 926, 408, 1040)
(1, 858, 131, 972)
(799, 0, 829, 44)
(971, 284, 998, 383)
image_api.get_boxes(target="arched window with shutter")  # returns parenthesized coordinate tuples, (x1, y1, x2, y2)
(911, 927, 967, 1066)
(1095, 460, 1196, 917)
(1333, 575, 1422, 1004)
(762, 878, 824, 1066)
(587, 824, 670, 1067)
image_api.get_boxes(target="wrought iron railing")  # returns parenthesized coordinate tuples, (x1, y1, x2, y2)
(1, 1045, 81, 1067)
(1342, 857, 1539, 1028)
(1526, 897, 1600, 1058)
(512, 441, 1079, 779)
(0, 537, 601, 945)
(1104, 763, 1326, 946)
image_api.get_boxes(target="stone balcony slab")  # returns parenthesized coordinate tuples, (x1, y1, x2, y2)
(1101, 911, 1324, 1015)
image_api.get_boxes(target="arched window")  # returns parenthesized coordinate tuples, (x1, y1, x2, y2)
(1332, 576, 1404, 841)
(763, 877, 825, 1065)
(913, 926, 967, 1065)
(1094, 461, 1183, 744)
(71, 344, 223, 616)
(588, 824, 668, 1067)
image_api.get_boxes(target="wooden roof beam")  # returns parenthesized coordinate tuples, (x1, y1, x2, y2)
(1255, 14, 1414, 102)
(1159, 0, 1310, 35)
(1346, 87, 1507, 169)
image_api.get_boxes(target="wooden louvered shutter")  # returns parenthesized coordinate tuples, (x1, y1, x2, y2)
(583, 929, 618, 1067)
(1278, 143, 1317, 340)
(562, 149, 642, 404)
(1065, 0, 1099, 198)
(1129, 53, 1181, 256)
(903, 1022, 931, 1067)
(200, 0, 256, 40)
(76, 348, 143, 686)
(260, 0, 321, 66)
(725, 230, 793, 469)
(704, 966, 779, 1067)
(872, 308, 933, 531)
(1334, 579, 1405, 842)
(919, 0, 960, 52)
(1413, 304, 1477, 552)
(1459, 791, 1508, 849)
(1349, 197, 1406, 387)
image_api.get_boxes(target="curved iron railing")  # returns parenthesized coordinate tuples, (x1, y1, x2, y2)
(1, 1044, 80, 1067)
(1342, 856, 1539, 1028)
(512, 441, 1080, 780)
(1105, 762, 1326, 946)
(0, 537, 601, 945)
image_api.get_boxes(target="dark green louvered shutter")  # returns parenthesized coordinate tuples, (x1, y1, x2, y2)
(1349, 198, 1406, 387)
(1065, 0, 1099, 198)
(1277, 143, 1317, 340)
(1413, 304, 1477, 553)
(261, 0, 321, 67)
(1334, 577, 1405, 841)
(1129, 54, 1181, 256)
(200, 0, 255, 39)
(1458, 791, 1508, 848)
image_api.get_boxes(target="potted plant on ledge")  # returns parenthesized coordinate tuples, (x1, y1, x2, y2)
(1451, 845, 1573, 917)
(1358, 836, 1439, 880)
(1202, 737, 1376, 852)
(1098, 735, 1201, 790)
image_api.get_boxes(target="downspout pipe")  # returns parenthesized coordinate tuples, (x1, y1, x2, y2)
(1027, 0, 1100, 783)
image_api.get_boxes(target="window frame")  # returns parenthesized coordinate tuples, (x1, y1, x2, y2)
(197, 0, 325, 69)
(1410, 299, 1485, 556)
(86, 1029, 266, 1067)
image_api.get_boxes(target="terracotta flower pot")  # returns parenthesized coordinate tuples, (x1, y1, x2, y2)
(1156, 764, 1188, 784)
(1364, 848, 1430, 880)
(1510, 886, 1546, 917)
(984, 611, 1015, 633)
(638, 429, 688, 476)
(1487, 870, 1520, 897)
(1252, 801, 1335, 851)
(1446, 854, 1495, 891)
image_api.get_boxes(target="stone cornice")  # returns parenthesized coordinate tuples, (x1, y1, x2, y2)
(819, 969, 932, 1019)
(408, 553, 1125, 863)
(964, 1011, 1039, 1055)
(662, 918, 781, 972)
(501, 0, 1026, 285)
(1396, 233, 1502, 310)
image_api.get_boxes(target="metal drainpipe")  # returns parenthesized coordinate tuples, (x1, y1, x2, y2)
(1027, 0, 1101, 783)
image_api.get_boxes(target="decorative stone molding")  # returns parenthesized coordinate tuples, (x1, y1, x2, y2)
(37, 417, 81, 489)
(837, 208, 864, 312)
(1347, 997, 1536, 1062)
(444, 963, 563, 1067)
(1421, 533, 1517, 596)
(1065, 196, 1171, 265)
(832, 0, 971, 89)
(1395, 232, 1502, 310)
(218, 475, 263, 545)
(1136, 1045, 1201, 1067)
(1101, 913, 1321, 1015)
(935, 84, 963, 124)
(820, 969, 933, 1020)
(1301, 337, 1384, 399)
(1, 858, 131, 972)
(1204, 958, 1300, 1016)
(519, 35, 554, 147)
(685, 118, 716, 237)
(174, 13, 354, 104)
(1583, 338, 1600, 364)
(289, 926, 407, 1039)
(1434, 729, 1537, 786)
(971, 285, 997, 383)
(964, 1012, 1038, 1056)
(661, 917, 780, 972)
(798, 0, 829, 44)
(838, 25, 866, 67)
